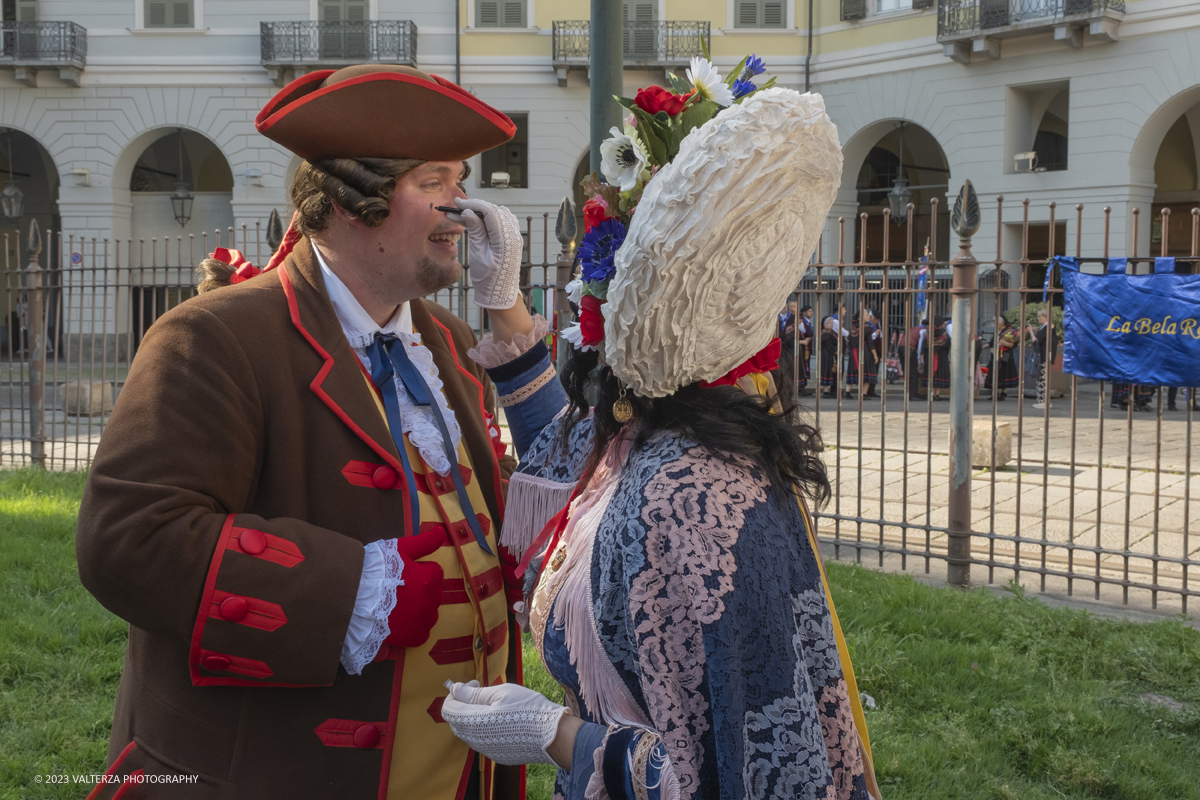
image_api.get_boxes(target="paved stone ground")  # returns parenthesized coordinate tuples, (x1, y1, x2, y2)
(808, 385, 1199, 619)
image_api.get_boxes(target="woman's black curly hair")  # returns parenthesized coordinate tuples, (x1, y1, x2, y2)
(558, 343, 831, 508)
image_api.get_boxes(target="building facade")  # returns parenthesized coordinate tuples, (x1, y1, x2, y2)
(0, 0, 1198, 289)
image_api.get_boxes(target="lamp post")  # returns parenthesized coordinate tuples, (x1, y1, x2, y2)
(887, 122, 910, 224)
(1, 130, 23, 222)
(170, 129, 193, 227)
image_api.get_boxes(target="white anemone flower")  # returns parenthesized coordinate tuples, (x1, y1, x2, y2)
(565, 277, 584, 306)
(599, 126, 650, 192)
(686, 56, 734, 107)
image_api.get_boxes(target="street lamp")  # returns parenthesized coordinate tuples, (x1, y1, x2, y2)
(1, 130, 22, 222)
(170, 129, 193, 227)
(887, 122, 910, 224)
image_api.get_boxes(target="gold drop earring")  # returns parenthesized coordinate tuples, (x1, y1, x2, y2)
(613, 379, 633, 424)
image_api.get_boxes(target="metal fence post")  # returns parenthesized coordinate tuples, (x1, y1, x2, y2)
(947, 180, 981, 586)
(553, 197, 578, 374)
(25, 220, 46, 469)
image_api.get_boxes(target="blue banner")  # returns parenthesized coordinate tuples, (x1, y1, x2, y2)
(1057, 256, 1200, 387)
(916, 254, 928, 314)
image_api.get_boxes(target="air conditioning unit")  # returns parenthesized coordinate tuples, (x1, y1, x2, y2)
(1014, 151, 1038, 173)
(490, 171, 511, 189)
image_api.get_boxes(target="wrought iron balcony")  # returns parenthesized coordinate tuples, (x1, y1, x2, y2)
(0, 21, 87, 85)
(261, 20, 417, 84)
(938, 0, 1124, 59)
(552, 21, 711, 82)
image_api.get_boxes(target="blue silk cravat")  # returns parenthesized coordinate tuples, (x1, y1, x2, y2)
(364, 334, 493, 555)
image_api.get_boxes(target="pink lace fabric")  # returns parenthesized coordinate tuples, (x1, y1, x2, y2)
(629, 448, 767, 797)
(466, 314, 552, 368)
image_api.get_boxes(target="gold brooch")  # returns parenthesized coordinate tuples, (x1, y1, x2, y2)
(550, 547, 567, 571)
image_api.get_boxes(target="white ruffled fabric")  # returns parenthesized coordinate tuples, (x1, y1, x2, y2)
(340, 538, 404, 676)
(560, 322, 597, 353)
(602, 88, 843, 398)
(466, 314, 552, 369)
(312, 242, 463, 476)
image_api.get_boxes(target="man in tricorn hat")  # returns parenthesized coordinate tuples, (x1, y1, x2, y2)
(76, 65, 567, 799)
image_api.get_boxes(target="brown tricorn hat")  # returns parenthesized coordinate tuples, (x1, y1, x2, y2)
(255, 65, 516, 161)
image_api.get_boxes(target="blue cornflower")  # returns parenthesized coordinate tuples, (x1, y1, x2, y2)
(732, 79, 757, 99)
(742, 54, 766, 79)
(579, 218, 627, 284)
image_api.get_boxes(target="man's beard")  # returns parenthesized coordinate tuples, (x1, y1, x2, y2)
(414, 255, 462, 296)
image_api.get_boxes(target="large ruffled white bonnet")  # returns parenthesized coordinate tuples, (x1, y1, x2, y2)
(602, 88, 843, 398)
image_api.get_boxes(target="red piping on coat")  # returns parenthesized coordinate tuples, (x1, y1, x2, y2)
(376, 651, 406, 800)
(84, 740, 137, 800)
(280, 262, 415, 539)
(109, 770, 144, 800)
(188, 514, 237, 685)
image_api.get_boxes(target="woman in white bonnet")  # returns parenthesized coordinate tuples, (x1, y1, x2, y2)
(441, 67, 881, 800)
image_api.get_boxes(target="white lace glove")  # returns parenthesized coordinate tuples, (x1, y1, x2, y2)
(453, 198, 523, 310)
(440, 679, 569, 766)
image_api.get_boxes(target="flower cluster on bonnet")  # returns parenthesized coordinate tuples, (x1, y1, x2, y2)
(563, 53, 776, 354)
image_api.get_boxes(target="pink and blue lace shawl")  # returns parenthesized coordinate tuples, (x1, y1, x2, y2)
(515, 418, 874, 800)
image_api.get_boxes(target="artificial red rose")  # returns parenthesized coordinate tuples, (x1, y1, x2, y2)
(583, 198, 612, 234)
(633, 85, 692, 117)
(579, 294, 606, 346)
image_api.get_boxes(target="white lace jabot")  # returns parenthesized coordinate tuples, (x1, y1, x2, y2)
(312, 242, 463, 476)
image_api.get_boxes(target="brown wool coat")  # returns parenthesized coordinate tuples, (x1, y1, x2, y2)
(76, 240, 522, 799)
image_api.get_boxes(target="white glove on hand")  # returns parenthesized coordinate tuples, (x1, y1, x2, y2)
(453, 198, 523, 310)
(440, 679, 569, 766)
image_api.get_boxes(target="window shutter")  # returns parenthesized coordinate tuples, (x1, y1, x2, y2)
(763, 1, 784, 26)
(736, 0, 761, 27)
(346, 1, 367, 22)
(320, 0, 341, 22)
(840, 0, 867, 20)
(502, 1, 524, 27)
(147, 1, 167, 26)
(16, 0, 37, 22)
(171, 1, 190, 26)
(477, 0, 500, 26)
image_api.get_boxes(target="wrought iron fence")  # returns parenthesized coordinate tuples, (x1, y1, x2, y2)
(0, 21, 87, 66)
(2, 197, 1196, 615)
(260, 20, 417, 66)
(938, 0, 1124, 36)
(551, 20, 711, 65)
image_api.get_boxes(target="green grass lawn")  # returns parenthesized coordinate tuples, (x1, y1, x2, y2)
(2, 468, 1199, 799)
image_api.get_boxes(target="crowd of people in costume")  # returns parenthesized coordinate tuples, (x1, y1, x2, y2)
(779, 303, 1197, 413)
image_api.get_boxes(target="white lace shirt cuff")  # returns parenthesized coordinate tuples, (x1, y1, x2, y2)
(340, 538, 404, 676)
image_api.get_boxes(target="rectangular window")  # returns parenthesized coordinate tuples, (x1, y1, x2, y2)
(840, 0, 867, 21)
(145, 0, 193, 28)
(877, 0, 913, 12)
(2, 0, 37, 21)
(476, 0, 525, 27)
(735, 0, 785, 27)
(479, 113, 528, 189)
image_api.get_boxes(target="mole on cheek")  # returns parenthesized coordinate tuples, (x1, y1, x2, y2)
(379, 246, 385, 253)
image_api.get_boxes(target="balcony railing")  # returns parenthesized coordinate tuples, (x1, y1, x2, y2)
(938, 0, 1124, 38)
(0, 21, 86, 67)
(552, 21, 711, 67)
(260, 20, 417, 67)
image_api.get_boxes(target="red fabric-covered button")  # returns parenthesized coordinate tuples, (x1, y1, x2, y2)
(372, 465, 398, 490)
(201, 655, 230, 671)
(353, 724, 380, 749)
(219, 596, 249, 622)
(240, 529, 267, 555)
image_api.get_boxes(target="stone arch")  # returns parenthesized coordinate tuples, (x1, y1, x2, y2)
(1130, 84, 1200, 187)
(116, 126, 236, 247)
(838, 118, 951, 263)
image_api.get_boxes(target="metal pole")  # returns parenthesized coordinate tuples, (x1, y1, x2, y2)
(589, 0, 623, 173)
(947, 180, 980, 587)
(26, 219, 45, 469)
(553, 197, 578, 373)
